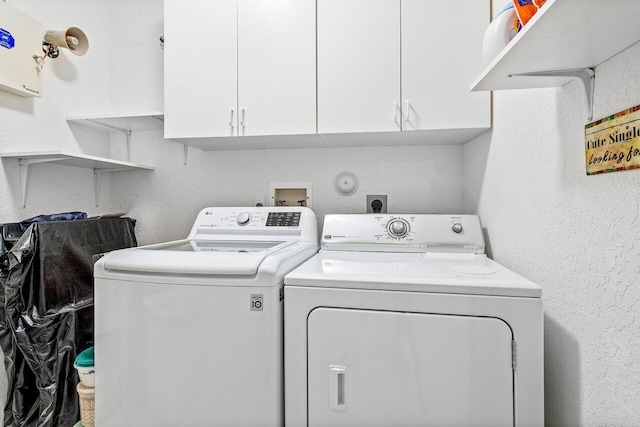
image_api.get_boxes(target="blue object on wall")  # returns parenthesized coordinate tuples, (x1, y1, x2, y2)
(0, 28, 15, 49)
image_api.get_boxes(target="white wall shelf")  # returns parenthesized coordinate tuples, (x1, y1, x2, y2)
(0, 151, 154, 207)
(67, 112, 165, 161)
(471, 0, 640, 121)
(66, 113, 165, 132)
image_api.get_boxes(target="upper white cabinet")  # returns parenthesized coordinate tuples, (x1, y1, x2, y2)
(402, 0, 490, 131)
(237, 0, 316, 136)
(164, 0, 316, 140)
(317, 0, 490, 135)
(317, 0, 401, 134)
(164, 0, 236, 139)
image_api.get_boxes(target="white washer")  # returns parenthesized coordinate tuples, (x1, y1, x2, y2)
(94, 207, 318, 427)
(285, 214, 543, 427)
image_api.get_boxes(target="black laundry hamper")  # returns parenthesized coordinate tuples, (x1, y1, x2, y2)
(0, 217, 137, 427)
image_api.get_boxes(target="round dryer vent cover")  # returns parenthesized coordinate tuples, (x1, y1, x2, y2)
(334, 171, 359, 196)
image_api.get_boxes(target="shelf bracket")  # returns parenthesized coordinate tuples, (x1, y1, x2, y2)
(86, 119, 133, 162)
(93, 167, 130, 207)
(18, 157, 66, 208)
(508, 68, 595, 121)
(94, 170, 101, 207)
(183, 144, 188, 165)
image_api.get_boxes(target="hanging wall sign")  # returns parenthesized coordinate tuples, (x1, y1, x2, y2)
(585, 105, 640, 175)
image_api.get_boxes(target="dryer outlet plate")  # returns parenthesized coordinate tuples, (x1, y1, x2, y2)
(366, 195, 387, 213)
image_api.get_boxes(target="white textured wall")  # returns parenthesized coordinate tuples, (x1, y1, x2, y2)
(0, 0, 164, 217)
(111, 138, 465, 244)
(465, 41, 640, 425)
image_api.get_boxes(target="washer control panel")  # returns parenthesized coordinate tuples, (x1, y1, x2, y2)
(322, 214, 484, 253)
(188, 207, 317, 243)
(236, 212, 252, 226)
(195, 209, 304, 230)
(265, 211, 301, 227)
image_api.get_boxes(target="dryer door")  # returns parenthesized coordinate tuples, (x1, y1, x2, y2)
(308, 308, 514, 427)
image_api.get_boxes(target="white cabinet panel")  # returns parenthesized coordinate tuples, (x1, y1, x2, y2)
(238, 0, 316, 136)
(308, 308, 514, 427)
(402, 0, 490, 131)
(318, 0, 490, 137)
(0, 2, 43, 97)
(164, 0, 237, 139)
(318, 0, 401, 134)
(165, 0, 316, 141)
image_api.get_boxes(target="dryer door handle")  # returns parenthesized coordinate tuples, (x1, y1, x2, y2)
(329, 365, 348, 412)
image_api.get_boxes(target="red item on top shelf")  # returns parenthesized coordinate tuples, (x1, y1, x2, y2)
(512, 0, 547, 26)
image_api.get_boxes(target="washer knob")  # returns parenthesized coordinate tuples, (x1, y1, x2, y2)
(452, 223, 463, 233)
(236, 212, 252, 226)
(388, 219, 408, 238)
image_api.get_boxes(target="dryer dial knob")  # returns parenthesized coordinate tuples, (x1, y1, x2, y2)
(236, 212, 252, 226)
(452, 223, 463, 233)
(388, 219, 408, 238)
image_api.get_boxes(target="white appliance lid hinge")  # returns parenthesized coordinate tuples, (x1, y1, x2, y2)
(512, 339, 517, 370)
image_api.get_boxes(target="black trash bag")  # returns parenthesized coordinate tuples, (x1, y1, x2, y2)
(1, 212, 86, 279)
(18, 212, 88, 234)
(0, 217, 137, 427)
(1, 223, 25, 279)
(0, 238, 8, 279)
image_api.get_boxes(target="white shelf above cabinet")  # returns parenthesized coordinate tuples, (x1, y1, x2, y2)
(471, 0, 640, 120)
(1, 151, 154, 208)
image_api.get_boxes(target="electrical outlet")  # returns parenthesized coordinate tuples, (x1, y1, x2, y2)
(366, 195, 387, 213)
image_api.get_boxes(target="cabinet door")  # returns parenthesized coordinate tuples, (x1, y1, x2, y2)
(318, 0, 401, 134)
(238, 0, 316, 136)
(164, 0, 237, 139)
(308, 308, 514, 427)
(402, 0, 490, 131)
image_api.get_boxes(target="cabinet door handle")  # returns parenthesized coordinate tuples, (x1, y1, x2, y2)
(393, 101, 398, 125)
(404, 100, 410, 122)
(229, 108, 235, 129)
(240, 108, 246, 128)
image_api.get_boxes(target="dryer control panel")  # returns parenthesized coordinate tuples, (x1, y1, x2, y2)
(321, 214, 484, 253)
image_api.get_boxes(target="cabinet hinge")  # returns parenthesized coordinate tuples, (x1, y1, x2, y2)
(511, 339, 517, 370)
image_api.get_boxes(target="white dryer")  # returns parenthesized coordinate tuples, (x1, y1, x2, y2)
(94, 207, 318, 427)
(284, 214, 543, 427)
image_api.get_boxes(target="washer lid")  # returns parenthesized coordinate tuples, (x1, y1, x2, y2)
(101, 239, 294, 276)
(144, 240, 286, 253)
(284, 251, 542, 298)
